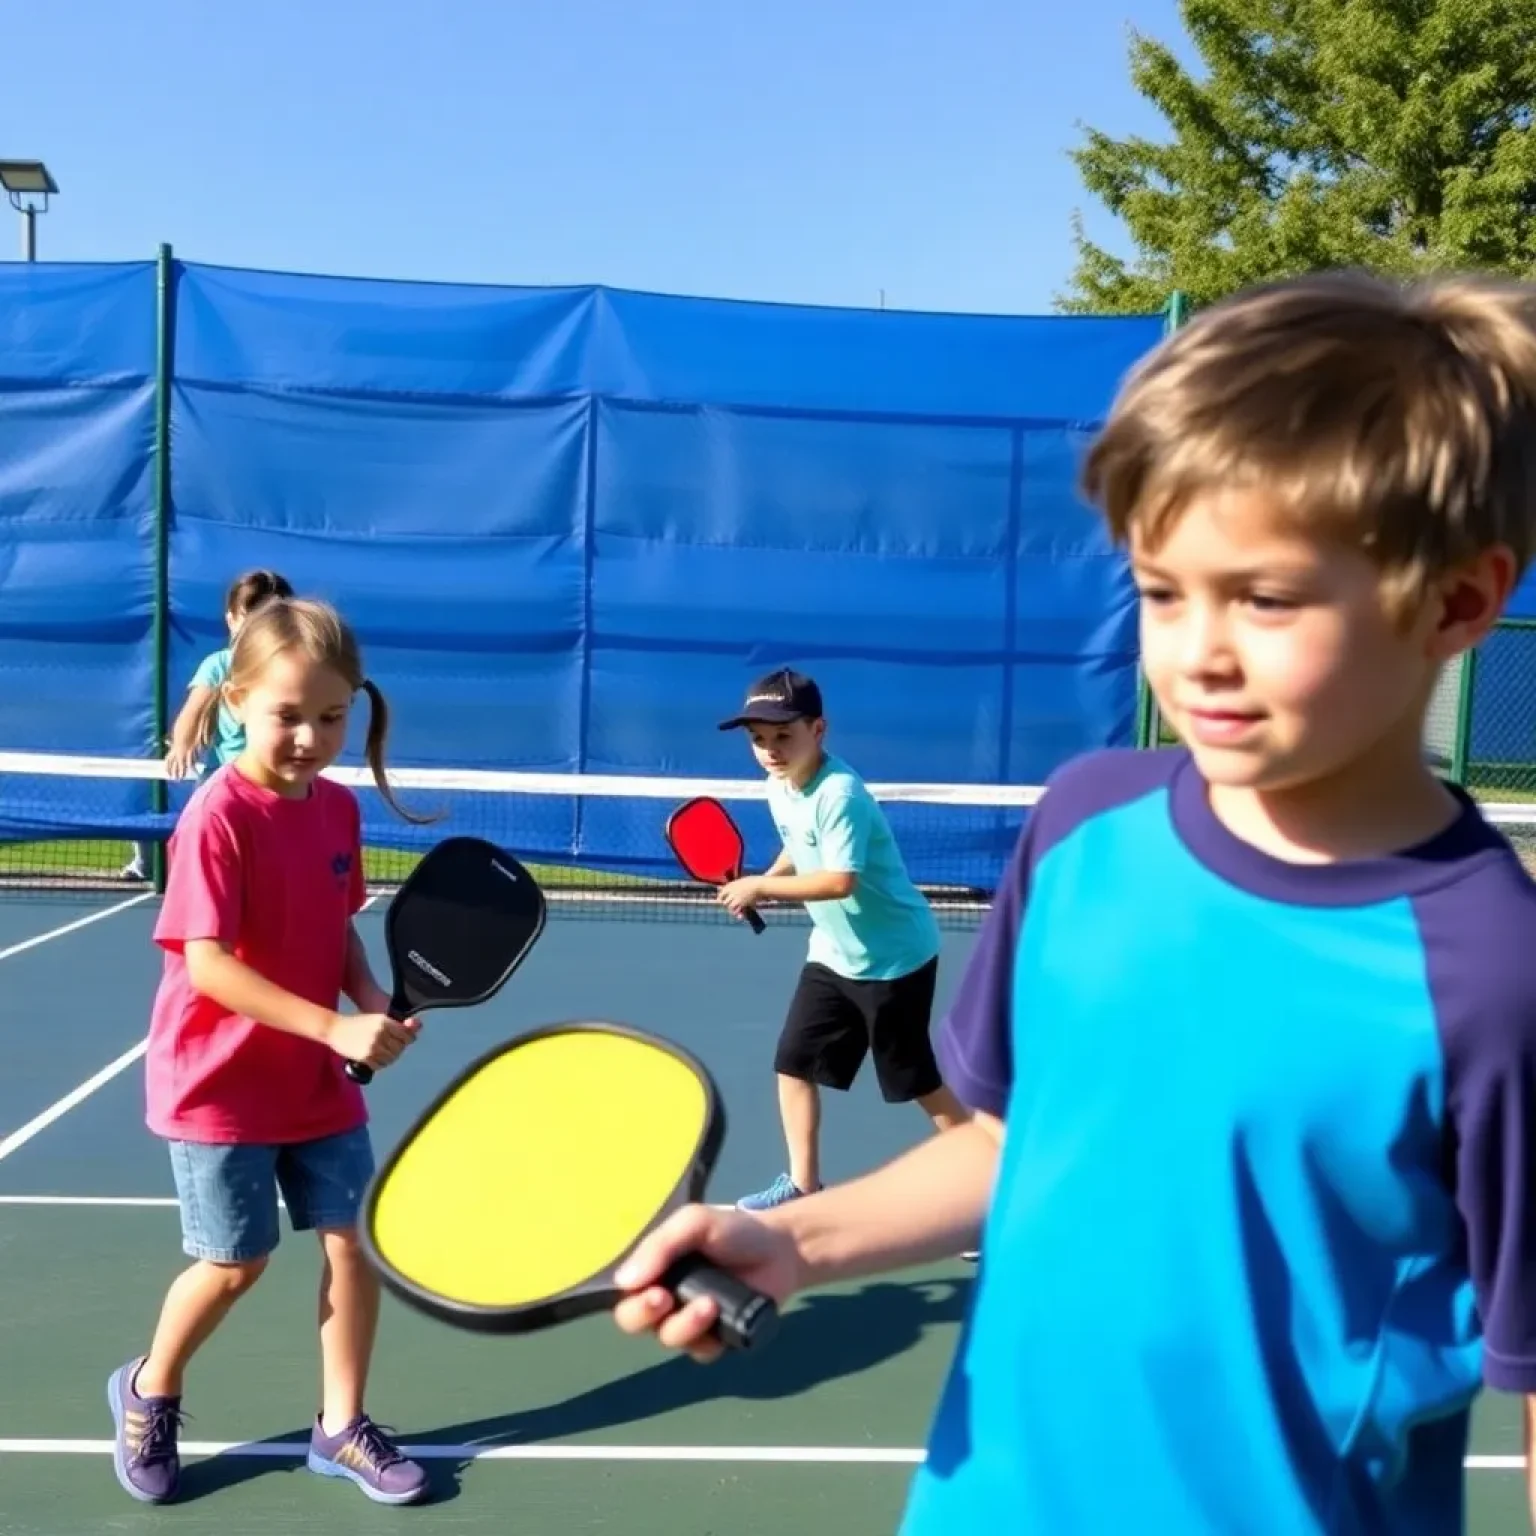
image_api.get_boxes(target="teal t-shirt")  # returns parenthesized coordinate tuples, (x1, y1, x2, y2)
(191, 648, 243, 765)
(767, 753, 940, 982)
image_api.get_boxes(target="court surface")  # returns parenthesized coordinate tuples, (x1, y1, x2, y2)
(0, 890, 1528, 1534)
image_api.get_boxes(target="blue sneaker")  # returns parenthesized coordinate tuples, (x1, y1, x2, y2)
(307, 1414, 428, 1505)
(736, 1173, 813, 1212)
(106, 1357, 183, 1504)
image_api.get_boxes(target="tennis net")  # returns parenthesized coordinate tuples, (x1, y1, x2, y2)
(0, 750, 1042, 928)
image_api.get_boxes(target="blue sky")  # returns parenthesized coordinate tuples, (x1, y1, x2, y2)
(5, 0, 1188, 314)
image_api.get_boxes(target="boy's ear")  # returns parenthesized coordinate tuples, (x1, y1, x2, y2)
(1430, 545, 1517, 659)
(810, 717, 827, 744)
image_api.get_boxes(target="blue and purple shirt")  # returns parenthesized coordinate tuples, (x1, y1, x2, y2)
(902, 747, 1536, 1535)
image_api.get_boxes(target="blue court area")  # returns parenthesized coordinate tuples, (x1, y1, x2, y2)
(0, 890, 980, 1534)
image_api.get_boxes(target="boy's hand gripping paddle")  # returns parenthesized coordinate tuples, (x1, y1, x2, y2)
(359, 1020, 780, 1353)
(345, 836, 548, 1085)
(665, 796, 766, 934)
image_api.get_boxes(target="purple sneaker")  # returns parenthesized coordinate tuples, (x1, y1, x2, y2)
(106, 1356, 183, 1504)
(307, 1413, 428, 1505)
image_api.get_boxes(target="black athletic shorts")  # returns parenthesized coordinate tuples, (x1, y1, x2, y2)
(774, 956, 942, 1103)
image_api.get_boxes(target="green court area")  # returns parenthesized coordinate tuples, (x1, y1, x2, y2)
(0, 837, 647, 893)
(0, 1204, 967, 1534)
(0, 894, 975, 1534)
(0, 836, 996, 929)
(0, 894, 1531, 1534)
(1, 1202, 1528, 1533)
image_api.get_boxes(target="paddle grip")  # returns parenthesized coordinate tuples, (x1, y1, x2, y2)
(343, 983, 414, 1086)
(730, 863, 764, 935)
(661, 1253, 780, 1352)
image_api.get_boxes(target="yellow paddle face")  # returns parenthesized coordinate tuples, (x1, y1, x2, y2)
(367, 1028, 711, 1312)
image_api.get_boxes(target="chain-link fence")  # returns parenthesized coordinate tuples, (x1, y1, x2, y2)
(1461, 618, 1536, 801)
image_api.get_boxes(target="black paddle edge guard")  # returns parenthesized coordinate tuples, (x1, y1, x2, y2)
(358, 1019, 780, 1352)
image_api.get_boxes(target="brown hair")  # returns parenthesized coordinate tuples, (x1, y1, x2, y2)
(1081, 270, 1536, 616)
(225, 568, 293, 622)
(195, 596, 432, 824)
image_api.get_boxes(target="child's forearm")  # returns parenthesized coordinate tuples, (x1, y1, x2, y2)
(342, 923, 387, 1011)
(757, 870, 856, 903)
(748, 849, 849, 901)
(762, 1114, 1001, 1287)
(184, 940, 339, 1044)
(167, 687, 214, 753)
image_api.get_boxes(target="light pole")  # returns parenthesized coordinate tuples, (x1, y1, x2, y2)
(0, 160, 59, 261)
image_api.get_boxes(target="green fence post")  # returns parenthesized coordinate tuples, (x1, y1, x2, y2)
(1133, 290, 1190, 748)
(150, 243, 175, 893)
(1450, 644, 1477, 787)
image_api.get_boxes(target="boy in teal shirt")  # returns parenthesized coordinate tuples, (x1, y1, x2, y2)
(717, 669, 969, 1211)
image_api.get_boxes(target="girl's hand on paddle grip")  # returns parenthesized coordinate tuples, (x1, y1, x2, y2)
(330, 1012, 419, 1070)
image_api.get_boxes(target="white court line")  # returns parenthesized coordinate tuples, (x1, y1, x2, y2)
(0, 1040, 148, 1163)
(0, 891, 153, 963)
(0, 889, 152, 1162)
(0, 1440, 1519, 1469)
(1, 1439, 922, 1463)
(0, 888, 372, 973)
(0, 1194, 176, 1207)
(0, 1194, 300, 1210)
(0, 890, 381, 1166)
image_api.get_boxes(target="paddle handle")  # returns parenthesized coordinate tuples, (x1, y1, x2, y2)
(661, 1253, 780, 1351)
(343, 982, 414, 1087)
(728, 864, 765, 935)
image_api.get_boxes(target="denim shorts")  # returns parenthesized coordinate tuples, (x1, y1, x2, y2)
(167, 1125, 375, 1263)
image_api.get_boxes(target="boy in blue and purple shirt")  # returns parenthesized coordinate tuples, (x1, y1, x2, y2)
(610, 270, 1536, 1533)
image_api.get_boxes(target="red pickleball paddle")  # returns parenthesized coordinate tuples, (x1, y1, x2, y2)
(664, 797, 767, 934)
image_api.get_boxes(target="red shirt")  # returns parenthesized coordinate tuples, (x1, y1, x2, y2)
(147, 763, 368, 1144)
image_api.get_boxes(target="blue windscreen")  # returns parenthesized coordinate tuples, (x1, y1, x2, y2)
(0, 258, 1165, 888)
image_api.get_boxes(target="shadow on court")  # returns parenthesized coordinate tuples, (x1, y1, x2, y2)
(172, 1276, 970, 1505)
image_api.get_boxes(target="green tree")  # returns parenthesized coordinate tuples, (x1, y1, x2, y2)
(1060, 0, 1536, 314)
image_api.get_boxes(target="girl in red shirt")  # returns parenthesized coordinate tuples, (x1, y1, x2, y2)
(108, 596, 434, 1508)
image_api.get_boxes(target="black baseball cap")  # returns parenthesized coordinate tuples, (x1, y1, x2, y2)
(718, 668, 824, 730)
